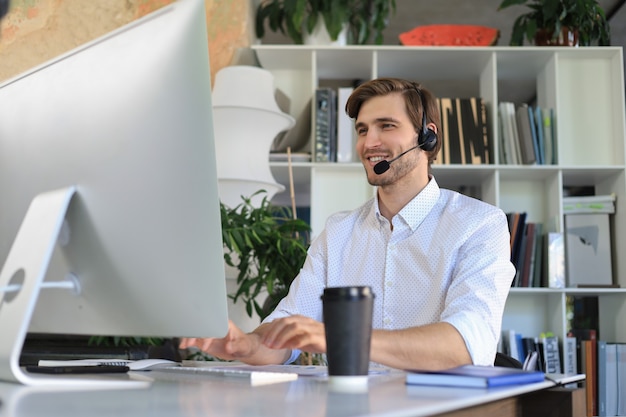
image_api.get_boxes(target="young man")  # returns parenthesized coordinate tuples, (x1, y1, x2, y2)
(181, 78, 515, 370)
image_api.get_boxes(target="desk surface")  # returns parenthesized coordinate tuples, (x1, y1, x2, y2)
(0, 366, 565, 417)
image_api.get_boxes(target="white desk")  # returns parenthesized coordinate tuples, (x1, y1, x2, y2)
(0, 368, 583, 417)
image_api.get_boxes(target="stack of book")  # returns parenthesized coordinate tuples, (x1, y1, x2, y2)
(435, 97, 491, 165)
(313, 86, 357, 163)
(563, 194, 616, 215)
(597, 341, 626, 417)
(566, 328, 626, 417)
(500, 329, 562, 373)
(498, 102, 556, 165)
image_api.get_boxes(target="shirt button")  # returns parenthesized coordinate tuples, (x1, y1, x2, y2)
(386, 281, 393, 287)
(383, 318, 391, 326)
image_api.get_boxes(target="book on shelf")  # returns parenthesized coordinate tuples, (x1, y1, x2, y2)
(507, 211, 527, 286)
(618, 344, 626, 416)
(540, 332, 562, 374)
(561, 334, 579, 389)
(405, 365, 545, 388)
(563, 334, 578, 375)
(517, 222, 533, 287)
(502, 329, 524, 363)
(521, 336, 543, 371)
(437, 97, 490, 165)
(314, 87, 337, 163)
(507, 102, 522, 164)
(507, 211, 522, 247)
(515, 103, 537, 165)
(583, 339, 598, 417)
(513, 222, 528, 286)
(498, 102, 515, 164)
(541, 107, 556, 165)
(530, 104, 554, 165)
(532, 106, 545, 165)
(568, 328, 598, 417)
(530, 223, 544, 288)
(526, 105, 541, 164)
(498, 102, 555, 165)
(497, 102, 521, 165)
(336, 87, 355, 163)
(438, 97, 463, 164)
(519, 222, 544, 288)
(506, 213, 545, 288)
(459, 96, 490, 164)
(597, 341, 619, 417)
(544, 232, 565, 288)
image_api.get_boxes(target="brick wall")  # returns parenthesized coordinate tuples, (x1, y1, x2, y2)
(0, 0, 253, 83)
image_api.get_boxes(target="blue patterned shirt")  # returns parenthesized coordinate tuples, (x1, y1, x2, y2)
(264, 176, 515, 366)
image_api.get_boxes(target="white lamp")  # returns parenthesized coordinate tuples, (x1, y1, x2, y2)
(212, 65, 295, 209)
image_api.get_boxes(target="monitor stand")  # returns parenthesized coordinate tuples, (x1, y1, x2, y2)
(0, 187, 149, 388)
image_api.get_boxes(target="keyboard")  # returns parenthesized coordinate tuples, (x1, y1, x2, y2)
(156, 365, 299, 385)
(37, 358, 179, 371)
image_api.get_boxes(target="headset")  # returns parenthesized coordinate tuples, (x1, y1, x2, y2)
(413, 85, 438, 152)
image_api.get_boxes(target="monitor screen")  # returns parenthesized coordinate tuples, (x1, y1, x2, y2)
(0, 0, 228, 383)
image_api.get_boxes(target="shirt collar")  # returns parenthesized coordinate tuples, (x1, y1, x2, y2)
(373, 176, 441, 232)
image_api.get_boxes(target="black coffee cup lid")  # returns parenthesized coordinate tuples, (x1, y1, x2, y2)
(321, 286, 374, 301)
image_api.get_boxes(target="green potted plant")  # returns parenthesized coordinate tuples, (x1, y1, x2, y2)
(222, 190, 311, 320)
(255, 0, 396, 45)
(498, 0, 610, 46)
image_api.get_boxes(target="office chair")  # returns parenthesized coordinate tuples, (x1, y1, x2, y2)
(495, 351, 539, 371)
(494, 352, 523, 368)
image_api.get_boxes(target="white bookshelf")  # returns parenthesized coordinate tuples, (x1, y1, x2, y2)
(255, 45, 626, 348)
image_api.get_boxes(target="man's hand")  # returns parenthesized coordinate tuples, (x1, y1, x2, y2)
(259, 315, 326, 353)
(179, 319, 308, 365)
(179, 320, 261, 361)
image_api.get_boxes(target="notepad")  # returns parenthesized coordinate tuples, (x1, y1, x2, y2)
(405, 365, 545, 388)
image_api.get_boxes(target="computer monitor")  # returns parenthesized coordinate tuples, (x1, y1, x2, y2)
(0, 0, 229, 385)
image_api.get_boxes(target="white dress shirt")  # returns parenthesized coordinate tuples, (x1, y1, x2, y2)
(264, 176, 515, 366)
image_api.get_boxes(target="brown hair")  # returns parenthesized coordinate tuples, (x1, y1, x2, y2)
(345, 78, 441, 164)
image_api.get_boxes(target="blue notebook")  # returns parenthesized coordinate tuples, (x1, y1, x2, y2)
(405, 365, 545, 388)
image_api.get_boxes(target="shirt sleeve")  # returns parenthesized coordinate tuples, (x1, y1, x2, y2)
(441, 208, 515, 366)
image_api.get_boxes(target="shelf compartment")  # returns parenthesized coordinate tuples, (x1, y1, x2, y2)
(498, 167, 560, 227)
(556, 50, 626, 166)
(502, 291, 566, 341)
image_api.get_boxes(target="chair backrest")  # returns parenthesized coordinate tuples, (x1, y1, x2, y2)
(494, 352, 523, 369)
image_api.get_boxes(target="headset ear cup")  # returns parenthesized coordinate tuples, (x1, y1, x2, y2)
(419, 129, 437, 151)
